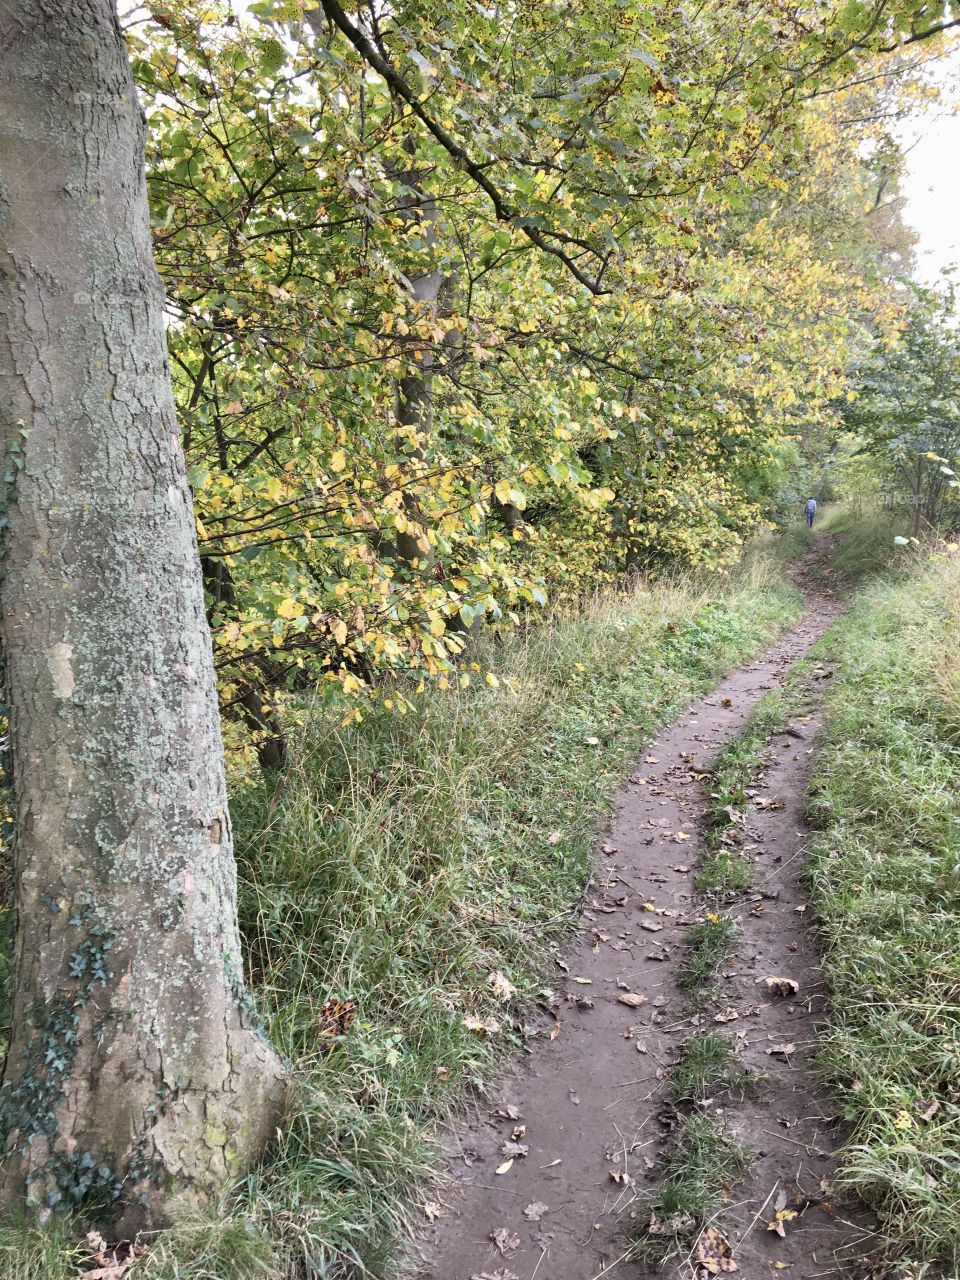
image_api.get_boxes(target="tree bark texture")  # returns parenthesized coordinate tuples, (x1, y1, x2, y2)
(0, 0, 285, 1227)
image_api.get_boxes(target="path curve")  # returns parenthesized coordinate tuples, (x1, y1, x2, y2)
(414, 551, 872, 1280)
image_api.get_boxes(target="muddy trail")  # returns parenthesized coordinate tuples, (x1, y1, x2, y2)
(414, 539, 878, 1280)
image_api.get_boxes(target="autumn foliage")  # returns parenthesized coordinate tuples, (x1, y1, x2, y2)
(127, 0, 948, 756)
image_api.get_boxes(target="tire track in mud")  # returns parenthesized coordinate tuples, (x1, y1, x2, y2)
(415, 550, 874, 1280)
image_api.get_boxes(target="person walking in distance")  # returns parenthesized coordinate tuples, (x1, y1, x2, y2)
(805, 496, 818, 528)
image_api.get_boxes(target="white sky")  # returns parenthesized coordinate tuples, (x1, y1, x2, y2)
(898, 43, 960, 285)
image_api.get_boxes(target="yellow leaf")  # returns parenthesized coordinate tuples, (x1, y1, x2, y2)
(330, 449, 347, 473)
(276, 598, 303, 620)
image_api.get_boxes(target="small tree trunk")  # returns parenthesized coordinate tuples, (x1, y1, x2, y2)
(201, 557, 288, 771)
(0, 0, 285, 1228)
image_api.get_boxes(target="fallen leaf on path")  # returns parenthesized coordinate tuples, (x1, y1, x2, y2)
(566, 993, 594, 1009)
(500, 1140, 528, 1159)
(422, 1201, 443, 1222)
(617, 992, 648, 1008)
(639, 919, 663, 933)
(721, 698, 733, 708)
(767, 1043, 797, 1058)
(524, 1201, 550, 1221)
(714, 1008, 739, 1023)
(470, 1271, 519, 1280)
(497, 1105, 521, 1120)
(767, 1209, 798, 1238)
(758, 976, 800, 997)
(549, 1023, 560, 1040)
(490, 1227, 521, 1254)
(495, 1159, 513, 1175)
(697, 1225, 738, 1273)
(753, 797, 786, 811)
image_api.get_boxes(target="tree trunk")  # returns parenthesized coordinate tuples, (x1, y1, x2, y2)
(0, 0, 285, 1229)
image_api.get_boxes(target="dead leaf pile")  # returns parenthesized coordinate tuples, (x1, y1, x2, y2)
(490, 1227, 521, 1255)
(487, 971, 517, 1001)
(463, 1013, 501, 1035)
(80, 1233, 146, 1280)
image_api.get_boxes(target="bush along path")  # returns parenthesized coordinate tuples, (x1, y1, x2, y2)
(414, 544, 876, 1280)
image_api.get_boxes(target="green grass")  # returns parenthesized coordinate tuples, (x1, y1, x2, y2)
(633, 1114, 750, 1259)
(668, 1033, 751, 1104)
(0, 550, 803, 1278)
(676, 916, 740, 993)
(652, 1116, 749, 1220)
(816, 505, 914, 584)
(806, 549, 960, 1271)
(697, 692, 788, 897)
(698, 666, 821, 897)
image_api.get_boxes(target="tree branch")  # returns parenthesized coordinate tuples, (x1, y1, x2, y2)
(305, 0, 606, 294)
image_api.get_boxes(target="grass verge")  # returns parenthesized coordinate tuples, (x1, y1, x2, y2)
(0, 549, 803, 1279)
(815, 506, 912, 585)
(806, 547, 960, 1271)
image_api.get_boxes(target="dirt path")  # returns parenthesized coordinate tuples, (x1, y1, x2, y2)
(413, 545, 876, 1280)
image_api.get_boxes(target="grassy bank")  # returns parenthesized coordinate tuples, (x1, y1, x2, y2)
(115, 549, 798, 1280)
(807, 548, 960, 1271)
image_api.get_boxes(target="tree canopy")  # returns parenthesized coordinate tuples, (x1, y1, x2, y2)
(122, 0, 952, 760)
